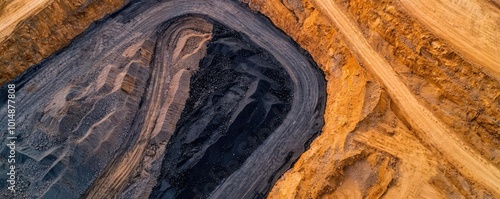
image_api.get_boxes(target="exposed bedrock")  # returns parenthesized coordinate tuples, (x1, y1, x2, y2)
(0, 0, 325, 198)
(242, 0, 500, 198)
(0, 0, 129, 85)
(1, 0, 499, 198)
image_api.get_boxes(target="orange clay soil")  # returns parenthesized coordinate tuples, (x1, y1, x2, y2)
(0, 0, 126, 85)
(240, 0, 500, 198)
(242, 0, 499, 198)
(0, 0, 54, 43)
(1, 0, 499, 198)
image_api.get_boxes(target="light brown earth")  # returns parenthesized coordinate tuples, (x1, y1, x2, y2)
(397, 0, 500, 77)
(1, 0, 499, 198)
(0, 0, 53, 43)
(0, 0, 127, 84)
(242, 0, 500, 198)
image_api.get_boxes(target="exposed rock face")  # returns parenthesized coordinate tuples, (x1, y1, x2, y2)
(241, 0, 500, 198)
(86, 16, 215, 199)
(0, 0, 499, 198)
(0, 0, 127, 85)
(0, 1, 325, 198)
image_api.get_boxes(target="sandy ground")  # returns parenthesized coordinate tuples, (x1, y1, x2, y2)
(0, 0, 498, 198)
(312, 0, 500, 197)
(397, 0, 500, 78)
(0, 0, 53, 43)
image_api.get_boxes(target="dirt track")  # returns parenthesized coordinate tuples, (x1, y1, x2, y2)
(0, 0, 498, 198)
(398, 0, 500, 78)
(0, 0, 325, 198)
(312, 0, 500, 197)
(84, 17, 214, 199)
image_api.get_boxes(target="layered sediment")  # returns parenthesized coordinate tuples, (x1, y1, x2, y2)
(241, 0, 500, 198)
(0, 1, 325, 198)
(0, 0, 499, 198)
(85, 16, 214, 199)
(0, 0, 127, 85)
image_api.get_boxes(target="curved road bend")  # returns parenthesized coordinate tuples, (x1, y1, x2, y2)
(0, 0, 326, 198)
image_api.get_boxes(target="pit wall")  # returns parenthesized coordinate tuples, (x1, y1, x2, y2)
(241, 0, 499, 198)
(0, 0, 127, 84)
(0, 0, 498, 198)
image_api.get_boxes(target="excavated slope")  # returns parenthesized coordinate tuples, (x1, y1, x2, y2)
(0, 0, 499, 198)
(0, 0, 325, 198)
(241, 0, 500, 198)
(0, 0, 127, 85)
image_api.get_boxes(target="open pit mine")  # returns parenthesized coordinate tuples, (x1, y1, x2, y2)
(0, 0, 499, 198)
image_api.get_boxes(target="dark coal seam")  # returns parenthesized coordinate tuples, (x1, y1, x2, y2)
(0, 0, 327, 197)
(150, 15, 295, 199)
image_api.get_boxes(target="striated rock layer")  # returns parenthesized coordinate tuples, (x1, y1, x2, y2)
(241, 0, 500, 198)
(0, 0, 325, 198)
(0, 0, 128, 85)
(0, 0, 499, 198)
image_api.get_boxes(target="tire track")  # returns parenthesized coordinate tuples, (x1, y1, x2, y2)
(0, 0, 325, 198)
(311, 0, 500, 197)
